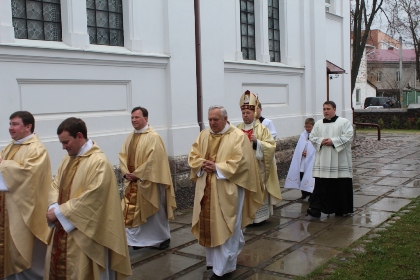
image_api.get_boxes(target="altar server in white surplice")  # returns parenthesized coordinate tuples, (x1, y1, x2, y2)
(284, 118, 316, 200)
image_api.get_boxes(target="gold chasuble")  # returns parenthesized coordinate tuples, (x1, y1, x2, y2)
(199, 133, 223, 247)
(119, 126, 176, 227)
(0, 134, 51, 278)
(237, 121, 282, 204)
(189, 125, 264, 248)
(48, 143, 131, 280)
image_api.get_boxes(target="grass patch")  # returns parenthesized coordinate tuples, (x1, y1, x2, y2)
(298, 198, 420, 280)
(356, 128, 420, 134)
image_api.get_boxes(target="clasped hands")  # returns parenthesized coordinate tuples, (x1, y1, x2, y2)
(46, 207, 60, 227)
(124, 173, 139, 181)
(321, 138, 333, 146)
(202, 160, 216, 173)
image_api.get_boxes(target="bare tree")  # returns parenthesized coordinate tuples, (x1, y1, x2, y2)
(385, 0, 420, 83)
(351, 0, 385, 94)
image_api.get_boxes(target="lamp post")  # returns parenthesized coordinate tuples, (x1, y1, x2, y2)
(399, 36, 403, 107)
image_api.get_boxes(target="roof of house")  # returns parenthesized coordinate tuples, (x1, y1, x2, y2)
(367, 48, 416, 63)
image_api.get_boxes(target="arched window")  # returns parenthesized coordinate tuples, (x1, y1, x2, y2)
(86, 0, 124, 46)
(11, 0, 62, 41)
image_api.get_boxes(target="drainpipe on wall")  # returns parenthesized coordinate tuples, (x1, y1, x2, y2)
(194, 0, 204, 131)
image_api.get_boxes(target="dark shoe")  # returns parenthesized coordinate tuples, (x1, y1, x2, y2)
(210, 274, 222, 280)
(300, 191, 311, 200)
(336, 213, 349, 217)
(253, 220, 266, 226)
(132, 246, 144, 250)
(307, 208, 321, 218)
(206, 266, 213, 270)
(158, 239, 170, 250)
(210, 272, 233, 280)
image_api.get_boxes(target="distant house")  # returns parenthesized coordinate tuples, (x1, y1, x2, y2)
(357, 30, 419, 107)
(364, 29, 400, 50)
(367, 47, 418, 107)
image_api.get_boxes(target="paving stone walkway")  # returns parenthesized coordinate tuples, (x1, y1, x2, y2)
(127, 132, 420, 279)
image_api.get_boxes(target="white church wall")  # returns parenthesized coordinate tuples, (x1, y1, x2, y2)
(325, 3, 352, 121)
(0, 0, 199, 170)
(0, 0, 351, 171)
(0, 43, 171, 168)
(163, 0, 199, 156)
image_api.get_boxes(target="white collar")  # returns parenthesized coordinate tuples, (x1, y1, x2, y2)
(14, 133, 34, 144)
(76, 139, 93, 156)
(210, 123, 230, 134)
(134, 124, 149, 134)
(243, 121, 255, 130)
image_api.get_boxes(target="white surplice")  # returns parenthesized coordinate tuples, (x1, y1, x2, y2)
(284, 130, 316, 192)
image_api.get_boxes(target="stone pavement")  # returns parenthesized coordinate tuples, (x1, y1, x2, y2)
(127, 132, 420, 280)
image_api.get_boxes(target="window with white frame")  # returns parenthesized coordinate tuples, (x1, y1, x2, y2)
(356, 89, 361, 104)
(377, 72, 382, 82)
(325, 0, 336, 13)
(240, 0, 256, 60)
(325, 0, 331, 12)
(86, 0, 124, 46)
(11, 0, 62, 41)
(268, 0, 280, 62)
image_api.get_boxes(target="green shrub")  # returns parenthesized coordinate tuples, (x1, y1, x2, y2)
(391, 115, 399, 129)
(417, 119, 420, 130)
(404, 119, 412, 129)
(377, 118, 384, 129)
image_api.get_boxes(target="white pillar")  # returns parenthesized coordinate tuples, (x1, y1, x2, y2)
(255, 0, 270, 63)
(0, 0, 15, 43)
(61, 0, 90, 48)
(122, 0, 143, 52)
(163, 0, 199, 156)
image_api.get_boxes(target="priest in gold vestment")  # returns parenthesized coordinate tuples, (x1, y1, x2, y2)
(189, 105, 264, 279)
(119, 107, 176, 250)
(237, 91, 282, 223)
(0, 111, 51, 279)
(46, 117, 131, 280)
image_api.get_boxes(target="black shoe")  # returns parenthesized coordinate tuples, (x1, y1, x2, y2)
(253, 220, 266, 226)
(158, 239, 170, 250)
(132, 246, 144, 250)
(300, 194, 309, 200)
(210, 274, 222, 280)
(307, 208, 321, 218)
(206, 266, 213, 270)
(335, 213, 349, 217)
(210, 272, 233, 280)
